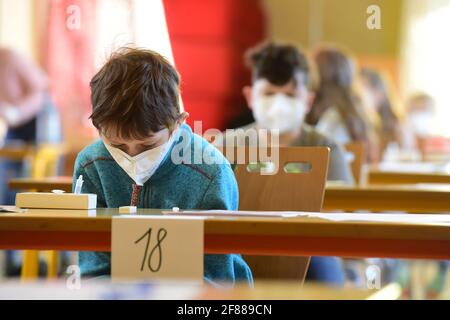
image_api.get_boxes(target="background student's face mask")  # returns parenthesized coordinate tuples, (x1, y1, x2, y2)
(104, 130, 178, 185)
(407, 111, 435, 137)
(252, 91, 306, 133)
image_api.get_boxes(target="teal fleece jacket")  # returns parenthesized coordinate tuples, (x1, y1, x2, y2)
(73, 124, 253, 285)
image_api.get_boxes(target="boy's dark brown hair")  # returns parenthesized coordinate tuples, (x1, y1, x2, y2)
(245, 42, 310, 87)
(90, 47, 181, 139)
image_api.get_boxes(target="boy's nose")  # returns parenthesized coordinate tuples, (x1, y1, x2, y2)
(126, 148, 141, 157)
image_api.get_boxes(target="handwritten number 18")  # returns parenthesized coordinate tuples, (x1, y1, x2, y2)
(135, 227, 167, 272)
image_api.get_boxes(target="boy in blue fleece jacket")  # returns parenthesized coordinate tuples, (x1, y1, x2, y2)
(73, 47, 253, 285)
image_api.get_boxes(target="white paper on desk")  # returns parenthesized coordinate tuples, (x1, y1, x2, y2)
(111, 216, 204, 282)
(162, 210, 308, 218)
(305, 213, 450, 224)
(0, 206, 25, 213)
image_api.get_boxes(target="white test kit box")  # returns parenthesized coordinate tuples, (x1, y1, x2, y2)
(16, 192, 97, 209)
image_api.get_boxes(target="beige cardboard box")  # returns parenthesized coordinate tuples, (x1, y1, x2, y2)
(16, 192, 97, 209)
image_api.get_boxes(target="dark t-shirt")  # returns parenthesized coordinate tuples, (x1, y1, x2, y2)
(293, 124, 353, 183)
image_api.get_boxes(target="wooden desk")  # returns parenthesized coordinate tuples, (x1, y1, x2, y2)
(0, 146, 34, 161)
(323, 184, 450, 213)
(8, 178, 450, 213)
(368, 171, 450, 185)
(1, 209, 450, 260)
(367, 163, 450, 185)
(8, 176, 73, 192)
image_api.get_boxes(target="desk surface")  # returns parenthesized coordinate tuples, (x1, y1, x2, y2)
(8, 177, 450, 213)
(368, 170, 450, 185)
(323, 183, 450, 212)
(367, 162, 450, 185)
(1, 208, 450, 260)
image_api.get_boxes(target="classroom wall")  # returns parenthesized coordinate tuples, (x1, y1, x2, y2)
(263, 0, 404, 94)
(263, 0, 403, 56)
(399, 0, 450, 136)
(0, 0, 36, 60)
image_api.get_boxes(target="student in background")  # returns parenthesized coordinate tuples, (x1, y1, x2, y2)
(217, 42, 353, 184)
(0, 48, 61, 277)
(359, 67, 402, 160)
(402, 93, 436, 158)
(305, 46, 379, 163)
(0, 47, 49, 204)
(216, 42, 352, 285)
(73, 47, 253, 285)
(0, 48, 48, 131)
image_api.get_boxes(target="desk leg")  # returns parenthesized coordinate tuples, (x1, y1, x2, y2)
(46, 251, 58, 279)
(21, 250, 39, 280)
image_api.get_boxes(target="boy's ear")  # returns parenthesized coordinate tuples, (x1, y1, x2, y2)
(179, 112, 189, 124)
(242, 86, 253, 110)
(306, 91, 315, 113)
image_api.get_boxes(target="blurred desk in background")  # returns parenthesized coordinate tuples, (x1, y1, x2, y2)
(8, 176, 72, 192)
(367, 162, 450, 185)
(0, 145, 35, 161)
(324, 184, 450, 213)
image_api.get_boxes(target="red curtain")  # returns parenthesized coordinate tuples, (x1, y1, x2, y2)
(45, 0, 97, 139)
(163, 0, 266, 131)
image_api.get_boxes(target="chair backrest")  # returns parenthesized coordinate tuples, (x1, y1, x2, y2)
(344, 141, 365, 185)
(233, 147, 330, 211)
(61, 149, 81, 177)
(227, 146, 330, 283)
(31, 144, 65, 178)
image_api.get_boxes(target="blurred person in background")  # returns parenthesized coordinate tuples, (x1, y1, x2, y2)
(400, 96, 447, 295)
(0, 47, 62, 277)
(402, 93, 436, 159)
(216, 41, 354, 286)
(359, 67, 402, 160)
(0, 47, 48, 143)
(217, 42, 353, 184)
(305, 46, 379, 163)
(0, 47, 62, 203)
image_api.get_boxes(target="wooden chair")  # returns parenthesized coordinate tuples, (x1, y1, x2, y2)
(20, 141, 101, 280)
(20, 143, 66, 280)
(344, 142, 366, 185)
(226, 146, 330, 284)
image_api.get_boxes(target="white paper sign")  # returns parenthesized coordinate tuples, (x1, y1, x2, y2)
(111, 216, 204, 281)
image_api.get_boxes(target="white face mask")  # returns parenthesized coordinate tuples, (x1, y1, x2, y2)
(104, 130, 178, 185)
(252, 91, 306, 133)
(408, 111, 434, 137)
